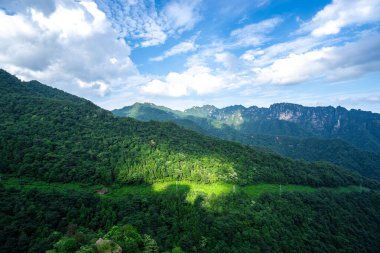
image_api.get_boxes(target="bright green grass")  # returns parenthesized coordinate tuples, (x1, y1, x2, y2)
(241, 184, 316, 198)
(108, 181, 368, 199)
(106, 181, 235, 202)
(108, 181, 232, 196)
(2, 176, 369, 202)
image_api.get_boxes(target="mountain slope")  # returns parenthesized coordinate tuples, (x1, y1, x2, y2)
(186, 103, 380, 153)
(0, 69, 376, 188)
(1, 70, 380, 253)
(113, 103, 380, 180)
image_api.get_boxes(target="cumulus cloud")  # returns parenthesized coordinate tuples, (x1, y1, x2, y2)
(1, 0, 380, 112)
(140, 66, 225, 97)
(191, 0, 380, 90)
(76, 79, 110, 97)
(253, 32, 380, 85)
(176, 29, 380, 94)
(147, 0, 380, 102)
(94, 0, 202, 47)
(300, 0, 380, 37)
(150, 38, 198, 62)
(0, 0, 137, 97)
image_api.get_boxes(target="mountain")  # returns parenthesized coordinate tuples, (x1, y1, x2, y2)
(190, 103, 380, 152)
(2, 69, 373, 187)
(113, 103, 380, 180)
(112, 102, 182, 122)
(1, 69, 380, 253)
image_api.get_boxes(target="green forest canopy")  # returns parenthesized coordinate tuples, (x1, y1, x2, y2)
(0, 69, 379, 253)
(0, 69, 378, 188)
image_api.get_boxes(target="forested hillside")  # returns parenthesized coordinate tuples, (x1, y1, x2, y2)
(113, 103, 380, 180)
(1, 69, 374, 187)
(186, 103, 380, 153)
(1, 69, 380, 253)
(2, 184, 379, 253)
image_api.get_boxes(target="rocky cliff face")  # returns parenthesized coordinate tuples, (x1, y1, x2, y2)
(186, 103, 380, 153)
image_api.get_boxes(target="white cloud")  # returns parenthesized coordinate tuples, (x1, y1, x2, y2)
(253, 50, 328, 85)
(94, 0, 202, 47)
(30, 2, 106, 40)
(1, 0, 380, 113)
(238, 36, 324, 70)
(240, 49, 264, 61)
(256, 0, 271, 8)
(301, 0, 380, 37)
(185, 42, 225, 68)
(0, 0, 137, 98)
(215, 52, 240, 72)
(135, 21, 168, 48)
(252, 32, 380, 85)
(0, 0, 57, 15)
(77, 79, 110, 97)
(230, 17, 282, 47)
(207, 0, 380, 88)
(169, 29, 380, 97)
(150, 39, 197, 62)
(140, 66, 225, 97)
(162, 0, 202, 33)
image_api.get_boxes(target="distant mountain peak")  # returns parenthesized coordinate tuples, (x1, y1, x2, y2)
(184, 104, 218, 117)
(186, 104, 218, 111)
(223, 105, 246, 111)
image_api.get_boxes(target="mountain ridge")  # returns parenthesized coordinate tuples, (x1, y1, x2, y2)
(2, 69, 374, 187)
(113, 102, 380, 180)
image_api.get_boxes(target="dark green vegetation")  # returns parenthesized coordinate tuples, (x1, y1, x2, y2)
(1, 182, 379, 253)
(1, 69, 380, 252)
(113, 103, 380, 180)
(1, 69, 375, 187)
(3, 176, 368, 201)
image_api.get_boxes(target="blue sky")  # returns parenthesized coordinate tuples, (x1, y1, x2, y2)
(1, 0, 380, 112)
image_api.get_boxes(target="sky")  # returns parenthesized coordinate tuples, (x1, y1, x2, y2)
(1, 0, 380, 112)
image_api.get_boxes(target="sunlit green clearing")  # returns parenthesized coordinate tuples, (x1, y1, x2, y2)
(108, 181, 369, 202)
(3, 177, 369, 203)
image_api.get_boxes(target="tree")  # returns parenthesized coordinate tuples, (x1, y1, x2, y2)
(53, 237, 78, 253)
(143, 234, 159, 253)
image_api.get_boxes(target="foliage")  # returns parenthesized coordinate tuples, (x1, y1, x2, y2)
(1, 185, 379, 252)
(4, 176, 369, 204)
(113, 102, 380, 180)
(95, 239, 121, 253)
(1, 69, 380, 253)
(54, 237, 79, 253)
(1, 69, 376, 188)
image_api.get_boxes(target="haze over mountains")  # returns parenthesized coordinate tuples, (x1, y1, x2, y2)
(113, 102, 380, 180)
